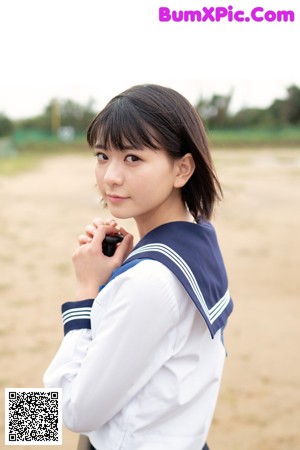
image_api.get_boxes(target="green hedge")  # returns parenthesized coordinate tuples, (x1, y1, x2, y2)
(208, 127, 300, 147)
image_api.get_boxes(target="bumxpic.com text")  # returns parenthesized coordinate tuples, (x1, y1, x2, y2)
(159, 6, 295, 23)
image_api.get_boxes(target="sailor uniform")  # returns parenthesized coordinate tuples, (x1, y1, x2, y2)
(124, 220, 232, 338)
(44, 221, 232, 450)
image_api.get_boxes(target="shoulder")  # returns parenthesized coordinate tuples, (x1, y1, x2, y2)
(124, 259, 178, 283)
(119, 259, 184, 298)
(96, 260, 183, 320)
(110, 259, 181, 289)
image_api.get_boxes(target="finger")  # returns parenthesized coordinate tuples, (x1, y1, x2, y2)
(85, 224, 97, 238)
(92, 218, 117, 228)
(119, 226, 132, 237)
(78, 235, 92, 245)
(92, 218, 106, 227)
(90, 224, 119, 251)
(114, 233, 134, 261)
(104, 218, 117, 227)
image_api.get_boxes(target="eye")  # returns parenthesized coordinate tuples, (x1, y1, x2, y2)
(95, 152, 108, 161)
(125, 154, 141, 163)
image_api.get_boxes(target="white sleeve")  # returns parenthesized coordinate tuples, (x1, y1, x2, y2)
(43, 261, 179, 433)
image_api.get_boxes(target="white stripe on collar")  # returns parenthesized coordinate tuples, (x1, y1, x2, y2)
(127, 243, 231, 325)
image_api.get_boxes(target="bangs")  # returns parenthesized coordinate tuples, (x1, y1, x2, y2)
(87, 97, 160, 150)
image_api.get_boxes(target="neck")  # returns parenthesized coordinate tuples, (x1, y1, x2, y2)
(135, 201, 195, 238)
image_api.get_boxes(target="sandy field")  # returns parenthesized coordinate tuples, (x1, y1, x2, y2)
(0, 148, 299, 449)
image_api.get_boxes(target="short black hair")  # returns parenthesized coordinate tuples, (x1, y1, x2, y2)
(87, 84, 222, 220)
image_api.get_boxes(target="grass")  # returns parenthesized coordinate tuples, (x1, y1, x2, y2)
(0, 140, 89, 176)
(0, 151, 45, 176)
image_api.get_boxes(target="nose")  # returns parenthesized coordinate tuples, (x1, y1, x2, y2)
(103, 160, 124, 186)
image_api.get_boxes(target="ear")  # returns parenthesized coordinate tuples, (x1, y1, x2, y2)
(174, 153, 195, 188)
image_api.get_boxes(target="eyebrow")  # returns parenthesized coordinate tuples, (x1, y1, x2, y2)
(94, 144, 144, 151)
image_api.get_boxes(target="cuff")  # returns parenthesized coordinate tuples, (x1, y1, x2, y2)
(61, 299, 94, 335)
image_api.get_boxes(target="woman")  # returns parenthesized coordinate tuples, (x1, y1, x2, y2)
(44, 84, 233, 450)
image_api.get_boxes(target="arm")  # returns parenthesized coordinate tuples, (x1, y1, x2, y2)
(43, 261, 179, 433)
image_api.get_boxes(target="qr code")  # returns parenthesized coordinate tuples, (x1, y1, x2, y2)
(5, 388, 62, 446)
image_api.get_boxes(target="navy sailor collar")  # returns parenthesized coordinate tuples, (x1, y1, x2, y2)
(123, 220, 233, 338)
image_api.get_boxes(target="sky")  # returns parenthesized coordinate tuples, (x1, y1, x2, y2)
(0, 0, 299, 119)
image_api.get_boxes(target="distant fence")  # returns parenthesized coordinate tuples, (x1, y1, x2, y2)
(209, 126, 300, 147)
(12, 129, 86, 145)
(13, 130, 55, 144)
(1, 127, 300, 153)
(0, 130, 89, 160)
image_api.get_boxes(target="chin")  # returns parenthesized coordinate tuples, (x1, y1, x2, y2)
(107, 209, 133, 220)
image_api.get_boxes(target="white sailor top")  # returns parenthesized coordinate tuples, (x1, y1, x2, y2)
(43, 220, 233, 450)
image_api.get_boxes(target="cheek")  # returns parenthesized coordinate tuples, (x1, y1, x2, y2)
(135, 166, 175, 198)
(146, 160, 176, 186)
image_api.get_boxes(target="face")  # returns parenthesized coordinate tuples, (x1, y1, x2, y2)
(94, 145, 186, 234)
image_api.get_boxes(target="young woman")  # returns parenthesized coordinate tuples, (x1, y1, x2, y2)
(44, 84, 233, 450)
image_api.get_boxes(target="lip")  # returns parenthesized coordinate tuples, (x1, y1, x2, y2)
(106, 194, 129, 203)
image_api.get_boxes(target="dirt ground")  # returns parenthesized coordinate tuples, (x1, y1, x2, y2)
(0, 148, 299, 449)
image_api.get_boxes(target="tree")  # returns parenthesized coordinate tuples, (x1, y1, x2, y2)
(0, 113, 14, 137)
(196, 92, 232, 128)
(58, 99, 96, 133)
(263, 85, 300, 126)
(230, 107, 275, 128)
(285, 85, 300, 124)
(267, 99, 287, 125)
(16, 98, 97, 135)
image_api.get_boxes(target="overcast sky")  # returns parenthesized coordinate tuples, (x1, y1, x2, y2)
(1, 0, 299, 118)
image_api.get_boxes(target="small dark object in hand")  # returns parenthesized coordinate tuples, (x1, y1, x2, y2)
(102, 233, 124, 256)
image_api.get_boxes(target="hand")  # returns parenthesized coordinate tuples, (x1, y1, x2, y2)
(72, 218, 134, 300)
(77, 218, 118, 245)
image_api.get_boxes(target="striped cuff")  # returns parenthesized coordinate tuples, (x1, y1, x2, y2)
(61, 299, 94, 335)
